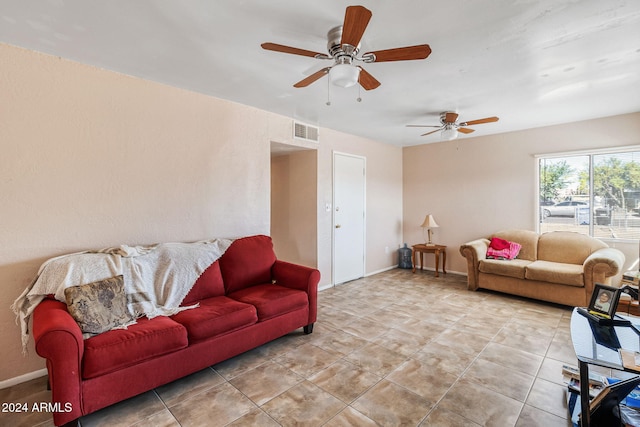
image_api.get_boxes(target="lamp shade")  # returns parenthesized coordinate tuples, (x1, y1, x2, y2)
(441, 126, 458, 141)
(329, 64, 360, 88)
(420, 214, 439, 228)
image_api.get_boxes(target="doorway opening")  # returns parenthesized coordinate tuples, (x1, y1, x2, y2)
(270, 142, 317, 268)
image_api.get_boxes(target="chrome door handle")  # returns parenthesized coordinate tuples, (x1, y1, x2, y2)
(335, 224, 341, 228)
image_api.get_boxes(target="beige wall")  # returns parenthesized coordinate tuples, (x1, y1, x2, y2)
(403, 112, 640, 276)
(1, 43, 404, 383)
(271, 150, 318, 267)
(0, 43, 288, 382)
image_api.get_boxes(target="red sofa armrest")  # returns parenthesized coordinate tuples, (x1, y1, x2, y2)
(33, 298, 84, 425)
(272, 260, 320, 325)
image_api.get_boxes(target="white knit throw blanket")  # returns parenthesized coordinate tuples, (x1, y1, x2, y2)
(12, 238, 233, 352)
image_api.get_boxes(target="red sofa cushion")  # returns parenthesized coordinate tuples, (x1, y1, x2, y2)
(82, 316, 187, 379)
(171, 296, 257, 342)
(219, 235, 276, 294)
(181, 260, 225, 306)
(228, 284, 308, 321)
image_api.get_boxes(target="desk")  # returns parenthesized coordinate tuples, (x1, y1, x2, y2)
(570, 308, 640, 426)
(412, 244, 446, 277)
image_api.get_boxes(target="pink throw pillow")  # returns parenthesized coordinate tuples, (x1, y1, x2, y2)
(487, 238, 521, 260)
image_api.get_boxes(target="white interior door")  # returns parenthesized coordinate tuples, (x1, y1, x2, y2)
(333, 152, 365, 285)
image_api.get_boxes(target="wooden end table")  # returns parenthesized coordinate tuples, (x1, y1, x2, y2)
(617, 298, 640, 316)
(412, 244, 447, 277)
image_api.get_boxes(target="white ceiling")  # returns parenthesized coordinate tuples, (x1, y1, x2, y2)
(2, 0, 639, 147)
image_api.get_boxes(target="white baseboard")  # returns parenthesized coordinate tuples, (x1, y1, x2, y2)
(450, 269, 468, 276)
(318, 283, 333, 292)
(0, 368, 47, 390)
(319, 265, 400, 291)
(411, 266, 468, 277)
(365, 265, 398, 277)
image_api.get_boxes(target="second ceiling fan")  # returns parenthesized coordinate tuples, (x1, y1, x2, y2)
(407, 112, 500, 140)
(261, 5, 431, 90)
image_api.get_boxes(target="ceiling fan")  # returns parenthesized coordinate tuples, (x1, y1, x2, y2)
(407, 112, 499, 140)
(261, 5, 431, 90)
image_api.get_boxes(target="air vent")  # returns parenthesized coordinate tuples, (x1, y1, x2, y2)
(293, 122, 319, 143)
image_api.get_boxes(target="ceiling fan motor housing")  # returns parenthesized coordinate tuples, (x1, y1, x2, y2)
(327, 26, 359, 64)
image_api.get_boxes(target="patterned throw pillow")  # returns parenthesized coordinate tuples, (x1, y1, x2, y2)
(64, 275, 134, 336)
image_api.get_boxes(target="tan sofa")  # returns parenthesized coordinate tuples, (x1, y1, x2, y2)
(459, 230, 625, 307)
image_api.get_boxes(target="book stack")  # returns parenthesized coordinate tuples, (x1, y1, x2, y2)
(562, 364, 608, 398)
(622, 271, 640, 288)
(563, 364, 640, 426)
(563, 365, 606, 427)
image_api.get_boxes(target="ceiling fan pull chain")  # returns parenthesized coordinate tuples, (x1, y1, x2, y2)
(326, 76, 331, 106)
(357, 84, 362, 103)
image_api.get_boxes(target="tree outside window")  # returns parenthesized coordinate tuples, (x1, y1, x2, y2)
(539, 160, 576, 203)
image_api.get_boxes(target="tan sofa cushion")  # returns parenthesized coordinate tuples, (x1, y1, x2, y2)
(525, 260, 584, 287)
(492, 230, 539, 261)
(479, 259, 531, 279)
(537, 231, 607, 264)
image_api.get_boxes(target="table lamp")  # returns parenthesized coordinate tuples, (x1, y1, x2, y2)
(421, 214, 439, 245)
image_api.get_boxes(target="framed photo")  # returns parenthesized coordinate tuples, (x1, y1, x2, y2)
(588, 283, 621, 319)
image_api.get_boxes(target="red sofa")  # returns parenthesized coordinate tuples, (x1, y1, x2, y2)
(32, 235, 319, 426)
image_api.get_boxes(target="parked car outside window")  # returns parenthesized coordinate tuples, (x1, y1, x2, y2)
(542, 201, 588, 218)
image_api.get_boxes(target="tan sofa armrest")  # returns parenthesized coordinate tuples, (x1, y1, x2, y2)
(459, 238, 490, 290)
(583, 247, 625, 296)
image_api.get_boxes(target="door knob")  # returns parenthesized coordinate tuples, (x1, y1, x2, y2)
(335, 224, 341, 228)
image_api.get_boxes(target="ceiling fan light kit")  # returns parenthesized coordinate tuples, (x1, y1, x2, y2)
(329, 62, 360, 88)
(441, 125, 458, 141)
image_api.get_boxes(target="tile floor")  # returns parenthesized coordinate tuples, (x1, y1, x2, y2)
(2, 268, 586, 427)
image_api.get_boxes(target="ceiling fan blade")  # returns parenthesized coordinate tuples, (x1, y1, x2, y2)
(341, 5, 372, 48)
(421, 129, 442, 137)
(261, 42, 325, 58)
(293, 67, 330, 87)
(365, 44, 432, 62)
(457, 127, 475, 134)
(357, 67, 381, 90)
(445, 112, 459, 123)
(406, 125, 441, 128)
(461, 116, 499, 126)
